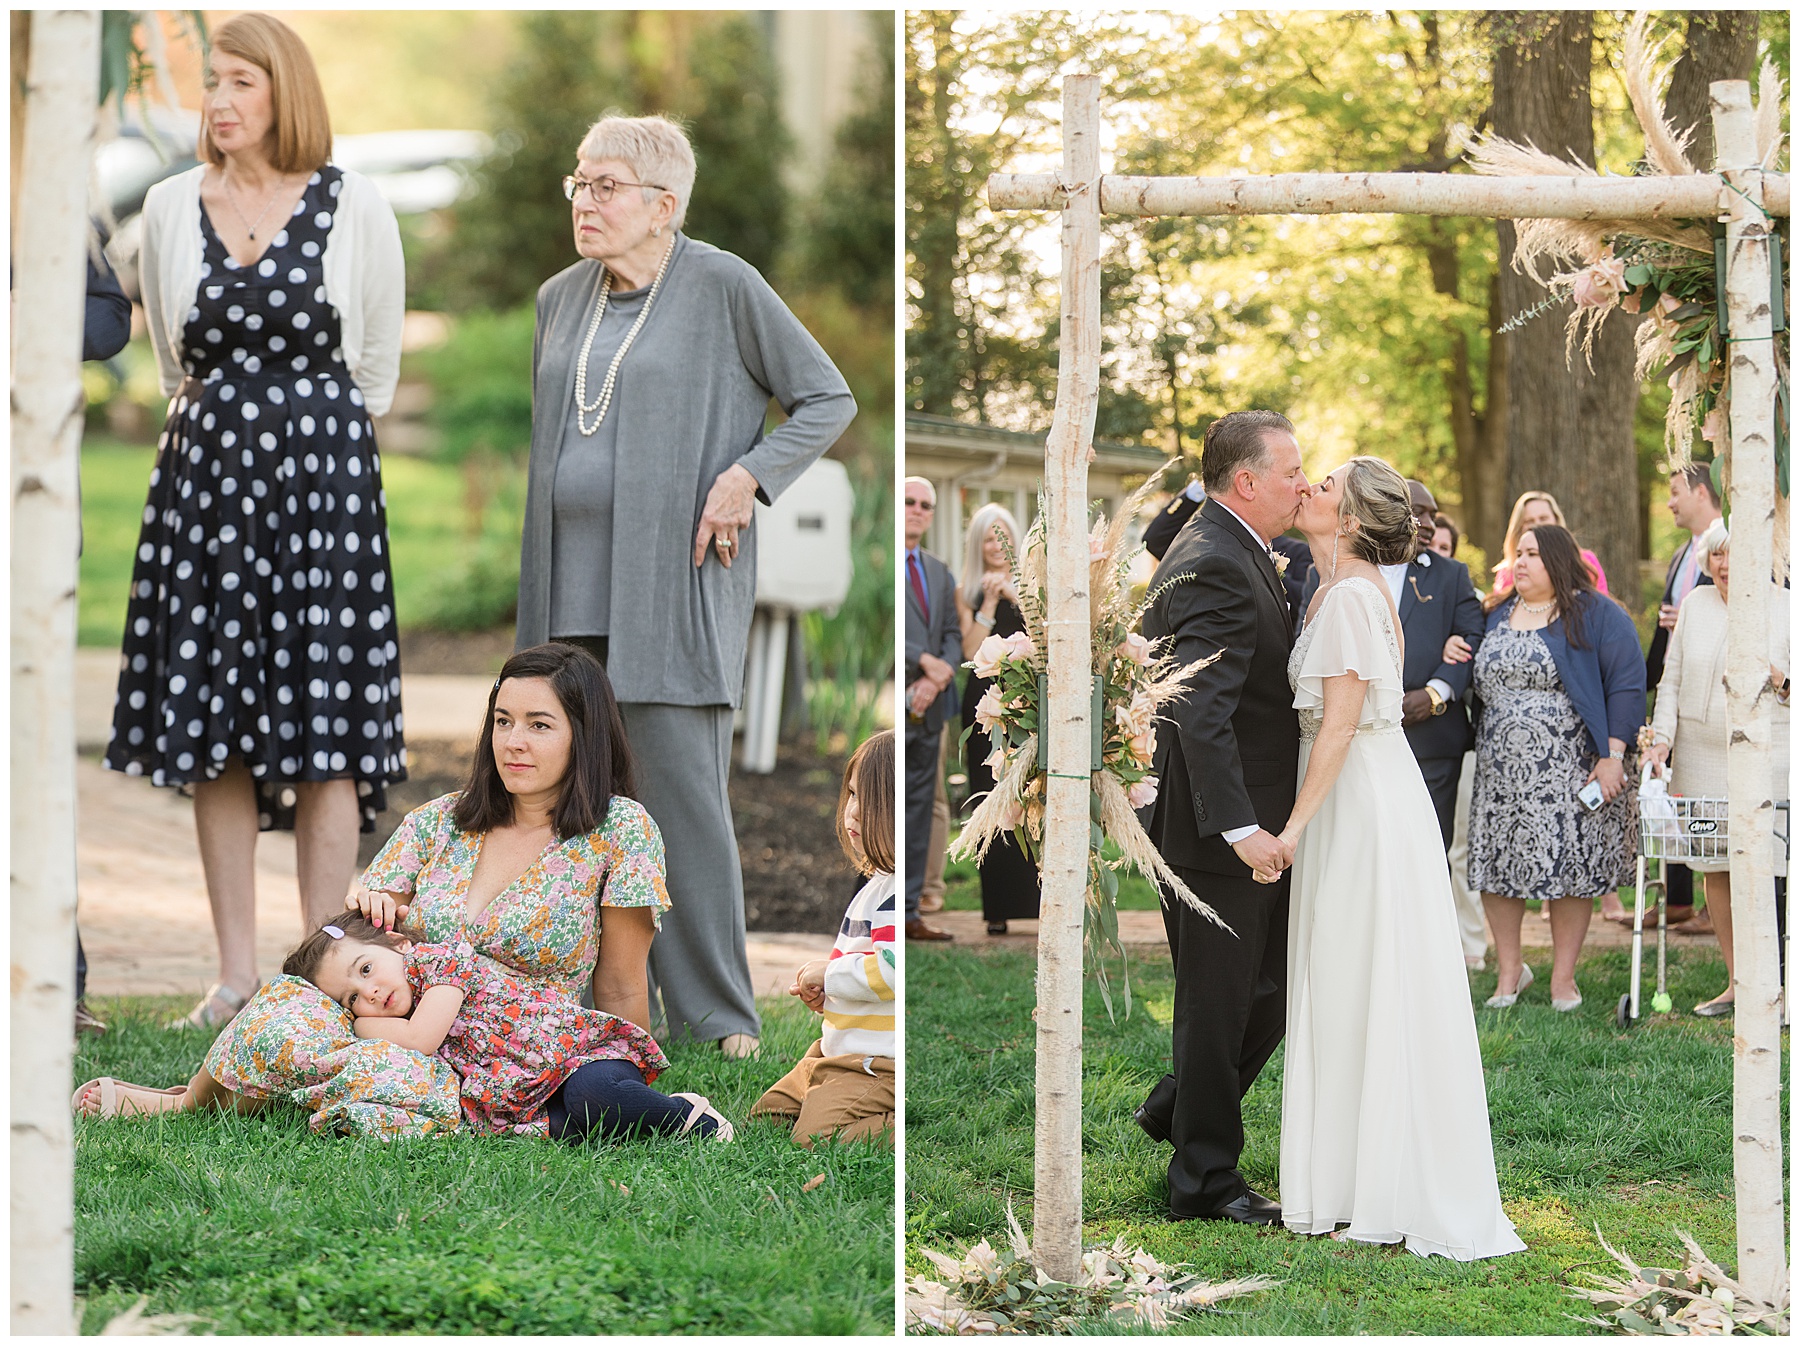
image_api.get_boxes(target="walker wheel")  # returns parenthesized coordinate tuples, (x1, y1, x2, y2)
(1616, 993, 1633, 1030)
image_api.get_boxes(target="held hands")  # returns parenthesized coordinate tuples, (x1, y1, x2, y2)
(788, 959, 827, 1014)
(345, 884, 409, 932)
(1233, 828, 1294, 885)
(979, 571, 1017, 605)
(1644, 740, 1671, 775)
(1441, 634, 1473, 664)
(1399, 689, 1435, 728)
(1658, 603, 1680, 633)
(693, 463, 760, 569)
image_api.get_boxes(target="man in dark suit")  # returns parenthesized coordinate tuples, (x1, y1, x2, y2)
(1299, 479, 1485, 847)
(1143, 479, 1312, 631)
(1645, 463, 1721, 927)
(1133, 410, 1312, 1225)
(903, 476, 960, 942)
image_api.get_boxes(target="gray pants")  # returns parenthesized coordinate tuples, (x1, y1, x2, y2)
(620, 701, 761, 1043)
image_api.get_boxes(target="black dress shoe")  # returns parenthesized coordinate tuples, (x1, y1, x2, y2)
(1176, 1189, 1282, 1226)
(1133, 1102, 1170, 1144)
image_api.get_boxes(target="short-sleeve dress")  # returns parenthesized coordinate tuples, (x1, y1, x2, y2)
(362, 791, 671, 1003)
(104, 166, 405, 832)
(402, 940, 668, 1135)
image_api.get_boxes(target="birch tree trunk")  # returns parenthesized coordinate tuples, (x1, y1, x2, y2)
(1710, 79, 1786, 1311)
(1030, 73, 1101, 1284)
(11, 9, 100, 1335)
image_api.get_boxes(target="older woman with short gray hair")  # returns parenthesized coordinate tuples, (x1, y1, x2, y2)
(518, 113, 856, 1056)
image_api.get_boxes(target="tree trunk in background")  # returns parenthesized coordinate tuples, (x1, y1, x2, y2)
(12, 11, 100, 1332)
(906, 14, 969, 415)
(1665, 13, 1761, 174)
(1492, 11, 1640, 606)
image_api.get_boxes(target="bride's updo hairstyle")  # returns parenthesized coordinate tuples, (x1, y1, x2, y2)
(1337, 456, 1419, 567)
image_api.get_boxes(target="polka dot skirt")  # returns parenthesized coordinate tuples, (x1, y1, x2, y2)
(105, 167, 407, 833)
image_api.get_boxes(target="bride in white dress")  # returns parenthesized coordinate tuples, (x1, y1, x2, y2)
(1266, 456, 1523, 1261)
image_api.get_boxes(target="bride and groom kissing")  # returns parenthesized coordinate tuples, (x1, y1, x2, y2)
(1132, 410, 1523, 1261)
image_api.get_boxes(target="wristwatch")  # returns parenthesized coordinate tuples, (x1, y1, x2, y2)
(1425, 686, 1447, 716)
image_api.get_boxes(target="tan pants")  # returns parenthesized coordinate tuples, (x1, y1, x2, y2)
(750, 1041, 895, 1147)
(922, 728, 952, 902)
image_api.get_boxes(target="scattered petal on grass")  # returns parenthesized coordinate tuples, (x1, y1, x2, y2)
(606, 1179, 631, 1196)
(100, 1296, 207, 1335)
(803, 1174, 826, 1193)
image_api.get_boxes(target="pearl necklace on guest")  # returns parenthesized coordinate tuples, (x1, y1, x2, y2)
(573, 234, 676, 436)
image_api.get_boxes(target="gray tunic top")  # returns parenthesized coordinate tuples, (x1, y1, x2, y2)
(548, 283, 649, 638)
(519, 234, 856, 707)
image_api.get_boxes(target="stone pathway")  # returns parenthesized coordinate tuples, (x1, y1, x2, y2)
(74, 650, 831, 1002)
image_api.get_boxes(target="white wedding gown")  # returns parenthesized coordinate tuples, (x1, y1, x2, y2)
(1281, 577, 1524, 1261)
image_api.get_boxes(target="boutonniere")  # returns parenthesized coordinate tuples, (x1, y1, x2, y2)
(1409, 575, 1433, 603)
(1271, 552, 1289, 579)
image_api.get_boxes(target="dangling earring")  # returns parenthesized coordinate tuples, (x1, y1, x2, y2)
(1329, 532, 1340, 581)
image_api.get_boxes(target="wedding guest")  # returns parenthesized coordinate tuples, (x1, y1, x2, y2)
(956, 503, 1040, 936)
(1430, 513, 1459, 560)
(515, 114, 856, 1055)
(1643, 463, 1724, 928)
(904, 477, 960, 941)
(1469, 525, 1645, 1012)
(1646, 521, 1791, 1015)
(1491, 490, 1609, 595)
(1434, 512, 1489, 969)
(1143, 475, 1313, 630)
(110, 12, 408, 1029)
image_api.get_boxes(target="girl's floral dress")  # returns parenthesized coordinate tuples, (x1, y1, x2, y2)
(405, 941, 668, 1135)
(363, 792, 674, 1135)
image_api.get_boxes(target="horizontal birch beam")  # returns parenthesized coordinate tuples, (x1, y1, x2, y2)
(988, 170, 1790, 220)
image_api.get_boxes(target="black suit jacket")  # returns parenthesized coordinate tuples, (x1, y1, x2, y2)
(1144, 491, 1312, 631)
(904, 548, 961, 733)
(1137, 499, 1300, 876)
(1645, 538, 1713, 691)
(1298, 551, 1485, 760)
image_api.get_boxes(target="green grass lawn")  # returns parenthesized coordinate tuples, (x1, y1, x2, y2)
(73, 995, 893, 1335)
(906, 941, 1785, 1335)
(76, 437, 513, 648)
(938, 844, 1161, 913)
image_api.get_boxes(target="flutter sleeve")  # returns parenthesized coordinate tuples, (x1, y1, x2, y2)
(361, 794, 458, 899)
(592, 798, 672, 929)
(1293, 581, 1405, 730)
(406, 941, 482, 995)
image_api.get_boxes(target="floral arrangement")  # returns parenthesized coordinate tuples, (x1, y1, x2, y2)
(1470, 15, 1788, 561)
(1568, 1225, 1788, 1336)
(949, 471, 1222, 1012)
(906, 1204, 1276, 1335)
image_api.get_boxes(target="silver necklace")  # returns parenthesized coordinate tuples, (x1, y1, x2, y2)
(223, 170, 292, 241)
(573, 237, 676, 435)
(1516, 595, 1557, 616)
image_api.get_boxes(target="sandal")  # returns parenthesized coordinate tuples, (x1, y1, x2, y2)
(671, 1092, 736, 1143)
(165, 981, 254, 1032)
(71, 1077, 187, 1119)
(986, 921, 1008, 937)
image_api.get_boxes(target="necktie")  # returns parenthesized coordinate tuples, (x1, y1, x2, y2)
(909, 553, 930, 622)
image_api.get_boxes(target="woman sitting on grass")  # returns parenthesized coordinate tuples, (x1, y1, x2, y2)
(76, 642, 729, 1139)
(750, 730, 895, 1146)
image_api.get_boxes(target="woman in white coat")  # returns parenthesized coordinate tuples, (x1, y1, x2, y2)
(1645, 520, 1791, 1016)
(105, 12, 407, 1029)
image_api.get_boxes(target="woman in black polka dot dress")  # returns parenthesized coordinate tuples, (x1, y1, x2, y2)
(117, 14, 408, 1029)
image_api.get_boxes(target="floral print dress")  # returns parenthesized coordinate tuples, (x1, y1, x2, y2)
(404, 941, 668, 1135)
(361, 792, 673, 1134)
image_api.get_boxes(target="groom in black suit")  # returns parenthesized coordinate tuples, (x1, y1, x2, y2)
(1134, 410, 1312, 1225)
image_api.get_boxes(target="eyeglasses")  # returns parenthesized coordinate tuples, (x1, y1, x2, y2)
(562, 174, 665, 204)
(904, 496, 935, 510)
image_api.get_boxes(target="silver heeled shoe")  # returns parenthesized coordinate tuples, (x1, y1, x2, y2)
(1484, 963, 1533, 1009)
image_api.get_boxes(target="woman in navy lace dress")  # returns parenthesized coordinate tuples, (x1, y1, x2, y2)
(111, 13, 406, 1029)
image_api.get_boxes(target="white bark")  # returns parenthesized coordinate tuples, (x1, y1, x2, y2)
(988, 169, 1789, 220)
(1029, 73, 1101, 1285)
(11, 10, 99, 1335)
(1710, 79, 1786, 1310)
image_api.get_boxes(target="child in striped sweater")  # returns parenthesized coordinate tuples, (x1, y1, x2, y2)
(750, 730, 896, 1146)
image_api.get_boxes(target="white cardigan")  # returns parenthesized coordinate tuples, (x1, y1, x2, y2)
(1650, 584, 1790, 802)
(139, 164, 404, 416)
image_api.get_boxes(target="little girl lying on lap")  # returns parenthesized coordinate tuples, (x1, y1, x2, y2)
(75, 911, 732, 1143)
(283, 911, 731, 1142)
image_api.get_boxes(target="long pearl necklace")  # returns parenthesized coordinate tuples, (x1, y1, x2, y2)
(573, 236, 676, 436)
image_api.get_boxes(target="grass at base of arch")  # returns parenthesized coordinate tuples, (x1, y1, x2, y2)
(906, 941, 1783, 1335)
(71, 994, 892, 1335)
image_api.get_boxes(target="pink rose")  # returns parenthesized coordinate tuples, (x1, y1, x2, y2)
(974, 685, 1006, 731)
(1128, 726, 1156, 762)
(1115, 691, 1155, 739)
(1116, 633, 1152, 667)
(995, 795, 1025, 829)
(1003, 630, 1036, 663)
(1127, 775, 1159, 809)
(1701, 406, 1727, 445)
(970, 633, 1014, 678)
(1571, 251, 1627, 310)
